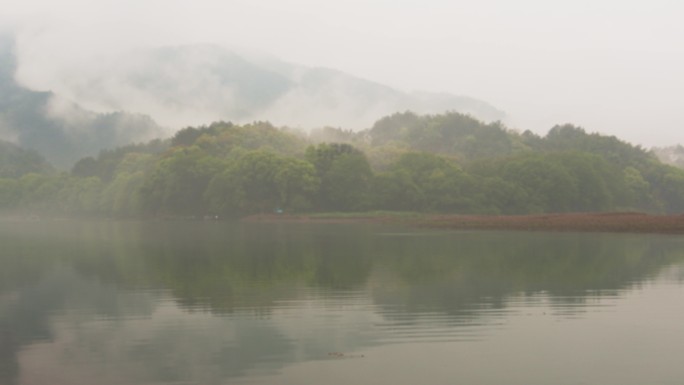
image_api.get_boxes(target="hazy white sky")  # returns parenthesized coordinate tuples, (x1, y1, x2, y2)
(3, 0, 683, 146)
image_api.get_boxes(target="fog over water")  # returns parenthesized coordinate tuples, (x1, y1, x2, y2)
(2, 0, 683, 146)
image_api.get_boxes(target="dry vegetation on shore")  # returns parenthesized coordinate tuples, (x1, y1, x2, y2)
(243, 212, 684, 234)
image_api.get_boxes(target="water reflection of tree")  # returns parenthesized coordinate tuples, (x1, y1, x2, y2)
(5, 222, 683, 316)
(62, 223, 684, 321)
(370, 232, 684, 320)
(120, 222, 375, 312)
(2, 222, 684, 384)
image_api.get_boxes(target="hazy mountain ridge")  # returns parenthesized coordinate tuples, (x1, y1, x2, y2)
(0, 38, 164, 167)
(2, 39, 507, 167)
(40, 44, 506, 130)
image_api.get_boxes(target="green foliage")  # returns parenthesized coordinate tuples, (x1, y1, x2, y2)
(139, 146, 224, 216)
(368, 111, 515, 160)
(172, 124, 224, 147)
(306, 143, 372, 211)
(0, 178, 19, 208)
(17, 173, 69, 213)
(661, 171, 684, 212)
(187, 121, 307, 157)
(3, 113, 684, 217)
(205, 150, 319, 216)
(58, 176, 104, 214)
(648, 165, 684, 213)
(100, 171, 146, 217)
(623, 166, 653, 209)
(470, 177, 530, 215)
(71, 139, 168, 181)
(374, 152, 474, 212)
(469, 152, 630, 213)
(0, 140, 53, 178)
(533, 124, 656, 169)
(274, 157, 320, 211)
(501, 156, 579, 212)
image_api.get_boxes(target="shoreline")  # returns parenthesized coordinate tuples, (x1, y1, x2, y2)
(2, 212, 683, 235)
(242, 212, 684, 234)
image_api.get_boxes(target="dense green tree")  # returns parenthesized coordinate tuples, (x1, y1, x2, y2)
(0, 140, 53, 178)
(368, 111, 515, 160)
(205, 150, 280, 215)
(656, 168, 684, 213)
(499, 156, 578, 212)
(172, 124, 224, 147)
(536, 124, 655, 169)
(306, 143, 372, 211)
(200, 121, 306, 157)
(623, 167, 654, 210)
(205, 150, 319, 216)
(368, 111, 422, 147)
(58, 176, 104, 215)
(17, 173, 69, 213)
(0, 178, 19, 209)
(551, 152, 617, 211)
(71, 139, 167, 181)
(3, 113, 684, 217)
(372, 171, 424, 211)
(471, 177, 531, 214)
(99, 171, 146, 217)
(389, 152, 470, 211)
(71, 156, 98, 178)
(274, 157, 320, 212)
(140, 146, 224, 216)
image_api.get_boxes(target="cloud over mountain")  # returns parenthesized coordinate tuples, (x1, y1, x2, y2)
(0, 36, 163, 167)
(2, 37, 505, 167)
(20, 44, 505, 130)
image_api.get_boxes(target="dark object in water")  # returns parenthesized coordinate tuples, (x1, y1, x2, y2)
(328, 352, 365, 358)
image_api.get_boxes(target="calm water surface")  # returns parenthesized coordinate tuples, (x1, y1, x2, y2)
(1, 220, 684, 385)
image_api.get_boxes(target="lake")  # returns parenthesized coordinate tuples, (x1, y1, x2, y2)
(1, 220, 684, 385)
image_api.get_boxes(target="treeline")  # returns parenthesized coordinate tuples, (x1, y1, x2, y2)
(1, 112, 684, 217)
(654, 145, 684, 169)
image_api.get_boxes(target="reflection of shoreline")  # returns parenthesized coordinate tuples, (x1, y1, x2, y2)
(3, 221, 684, 385)
(243, 212, 684, 234)
(422, 212, 684, 234)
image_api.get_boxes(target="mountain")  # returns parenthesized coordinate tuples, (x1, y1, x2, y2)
(40, 44, 506, 130)
(0, 37, 164, 168)
(2, 39, 505, 167)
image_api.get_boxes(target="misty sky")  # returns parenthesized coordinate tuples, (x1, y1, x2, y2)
(3, 0, 683, 147)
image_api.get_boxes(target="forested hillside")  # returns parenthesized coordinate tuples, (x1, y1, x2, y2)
(1, 112, 683, 217)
